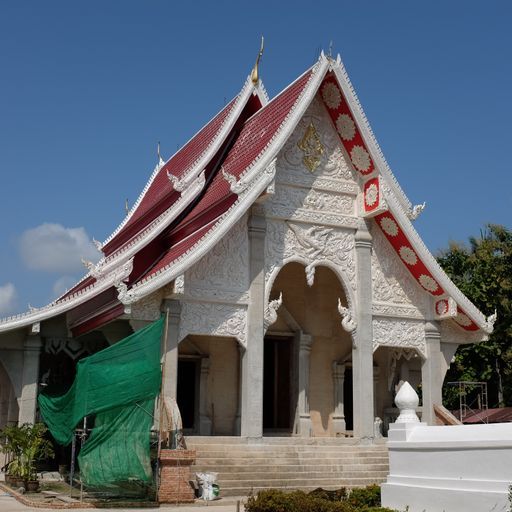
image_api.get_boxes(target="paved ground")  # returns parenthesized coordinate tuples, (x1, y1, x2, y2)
(0, 492, 245, 512)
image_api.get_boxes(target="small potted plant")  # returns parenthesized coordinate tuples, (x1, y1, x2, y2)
(0, 425, 24, 488)
(19, 423, 54, 492)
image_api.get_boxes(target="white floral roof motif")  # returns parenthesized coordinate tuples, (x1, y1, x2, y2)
(321, 82, 342, 109)
(365, 183, 379, 207)
(336, 113, 356, 141)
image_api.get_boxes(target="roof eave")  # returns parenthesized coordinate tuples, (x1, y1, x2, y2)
(383, 185, 493, 335)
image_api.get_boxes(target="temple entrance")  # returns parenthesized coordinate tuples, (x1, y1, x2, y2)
(343, 367, 353, 431)
(177, 358, 199, 431)
(263, 336, 293, 431)
(266, 262, 354, 437)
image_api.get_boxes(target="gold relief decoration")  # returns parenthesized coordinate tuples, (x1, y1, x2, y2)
(297, 122, 324, 173)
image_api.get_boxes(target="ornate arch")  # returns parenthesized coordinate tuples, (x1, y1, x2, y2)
(264, 257, 357, 344)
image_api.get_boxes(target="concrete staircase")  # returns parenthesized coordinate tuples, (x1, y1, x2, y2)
(186, 436, 389, 497)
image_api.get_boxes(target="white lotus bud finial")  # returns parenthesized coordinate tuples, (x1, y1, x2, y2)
(395, 381, 420, 424)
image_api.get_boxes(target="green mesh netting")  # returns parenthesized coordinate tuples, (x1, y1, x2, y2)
(38, 317, 164, 488)
(78, 399, 155, 487)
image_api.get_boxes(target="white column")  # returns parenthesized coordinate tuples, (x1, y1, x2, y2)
(0, 384, 8, 428)
(18, 335, 42, 425)
(7, 388, 18, 425)
(161, 299, 182, 400)
(421, 321, 442, 425)
(373, 366, 380, 415)
(199, 357, 212, 435)
(332, 362, 346, 434)
(234, 344, 243, 435)
(297, 333, 313, 437)
(241, 212, 266, 438)
(352, 224, 375, 442)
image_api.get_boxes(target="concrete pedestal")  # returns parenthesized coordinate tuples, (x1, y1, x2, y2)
(159, 449, 196, 503)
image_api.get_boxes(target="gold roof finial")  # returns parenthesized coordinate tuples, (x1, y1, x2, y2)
(125, 198, 129, 216)
(251, 36, 264, 85)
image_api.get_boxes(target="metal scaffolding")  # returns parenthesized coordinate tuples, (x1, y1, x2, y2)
(447, 381, 489, 423)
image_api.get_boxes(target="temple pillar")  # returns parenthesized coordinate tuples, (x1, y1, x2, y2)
(8, 388, 18, 425)
(241, 212, 266, 438)
(18, 335, 42, 425)
(297, 333, 313, 437)
(161, 300, 182, 401)
(332, 362, 346, 434)
(198, 357, 212, 435)
(421, 321, 442, 425)
(0, 387, 7, 428)
(352, 225, 374, 442)
(234, 344, 243, 435)
(373, 366, 380, 415)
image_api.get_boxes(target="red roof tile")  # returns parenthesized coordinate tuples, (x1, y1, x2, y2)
(138, 69, 314, 283)
(455, 407, 512, 424)
(102, 96, 238, 256)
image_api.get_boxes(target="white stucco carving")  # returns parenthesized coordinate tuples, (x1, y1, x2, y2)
(269, 186, 354, 218)
(179, 302, 247, 346)
(264, 219, 356, 301)
(116, 281, 137, 306)
(372, 303, 424, 320)
(264, 293, 283, 331)
(130, 290, 162, 321)
(337, 298, 357, 333)
(279, 96, 355, 182)
(185, 215, 249, 298)
(262, 96, 361, 306)
(440, 318, 486, 345)
(264, 95, 358, 230)
(408, 202, 426, 220)
(373, 318, 426, 358)
(371, 226, 428, 314)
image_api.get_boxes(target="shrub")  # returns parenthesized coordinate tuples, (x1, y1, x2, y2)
(246, 489, 353, 512)
(309, 487, 348, 501)
(245, 486, 394, 512)
(348, 484, 381, 508)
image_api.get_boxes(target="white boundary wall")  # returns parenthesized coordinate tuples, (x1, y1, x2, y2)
(382, 421, 512, 512)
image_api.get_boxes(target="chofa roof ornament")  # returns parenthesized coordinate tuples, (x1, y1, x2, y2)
(251, 36, 264, 85)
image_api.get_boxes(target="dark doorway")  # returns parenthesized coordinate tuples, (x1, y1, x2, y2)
(177, 359, 198, 430)
(343, 367, 353, 431)
(263, 337, 292, 431)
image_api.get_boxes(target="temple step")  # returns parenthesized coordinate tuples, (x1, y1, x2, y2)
(186, 436, 389, 497)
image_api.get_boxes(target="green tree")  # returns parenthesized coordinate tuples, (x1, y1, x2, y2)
(437, 224, 512, 409)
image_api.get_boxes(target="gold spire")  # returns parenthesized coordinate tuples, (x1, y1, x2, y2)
(125, 198, 129, 216)
(251, 36, 264, 85)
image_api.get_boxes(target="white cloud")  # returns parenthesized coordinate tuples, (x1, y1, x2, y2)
(52, 275, 79, 298)
(0, 283, 17, 315)
(19, 223, 100, 273)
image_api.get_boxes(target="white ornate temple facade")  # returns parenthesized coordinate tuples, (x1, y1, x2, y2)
(0, 53, 494, 442)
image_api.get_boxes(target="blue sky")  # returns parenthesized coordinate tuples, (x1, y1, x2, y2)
(0, 1, 511, 314)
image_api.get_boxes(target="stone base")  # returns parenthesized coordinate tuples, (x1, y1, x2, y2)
(331, 415, 346, 435)
(297, 413, 312, 437)
(159, 449, 196, 503)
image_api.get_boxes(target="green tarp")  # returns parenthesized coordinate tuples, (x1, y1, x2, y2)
(38, 317, 164, 487)
(78, 399, 155, 487)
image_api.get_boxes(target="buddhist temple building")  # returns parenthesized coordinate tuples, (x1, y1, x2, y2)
(0, 52, 495, 445)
